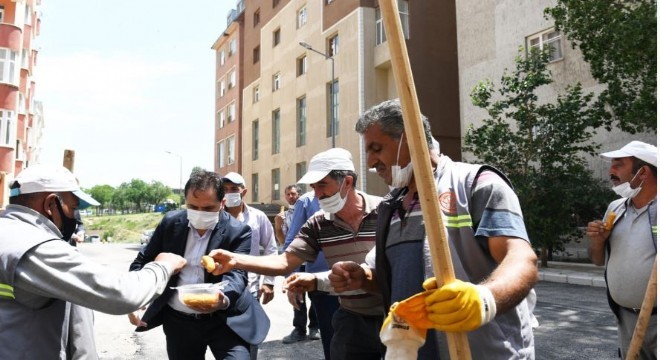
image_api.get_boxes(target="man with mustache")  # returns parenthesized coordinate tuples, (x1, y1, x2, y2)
(586, 141, 657, 359)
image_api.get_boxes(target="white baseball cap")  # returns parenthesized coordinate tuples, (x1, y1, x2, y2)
(222, 172, 246, 186)
(600, 141, 657, 167)
(9, 165, 100, 209)
(297, 148, 355, 184)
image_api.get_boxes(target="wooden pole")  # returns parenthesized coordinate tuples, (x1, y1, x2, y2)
(625, 256, 657, 360)
(377, 0, 471, 358)
(63, 149, 75, 172)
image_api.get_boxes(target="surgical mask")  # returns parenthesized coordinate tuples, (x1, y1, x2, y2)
(318, 180, 348, 213)
(391, 136, 413, 188)
(612, 169, 643, 198)
(47, 197, 78, 241)
(225, 192, 243, 207)
(187, 209, 220, 230)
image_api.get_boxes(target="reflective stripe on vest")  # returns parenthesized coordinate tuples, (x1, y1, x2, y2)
(0, 283, 14, 299)
(445, 214, 473, 228)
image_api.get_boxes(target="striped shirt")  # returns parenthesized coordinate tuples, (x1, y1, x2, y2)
(287, 191, 383, 316)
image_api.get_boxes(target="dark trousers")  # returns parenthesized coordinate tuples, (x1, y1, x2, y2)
(163, 307, 249, 360)
(292, 293, 319, 333)
(330, 308, 384, 360)
(308, 291, 339, 360)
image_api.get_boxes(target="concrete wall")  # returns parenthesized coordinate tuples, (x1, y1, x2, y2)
(455, 0, 656, 183)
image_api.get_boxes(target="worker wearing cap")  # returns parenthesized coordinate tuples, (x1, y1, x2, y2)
(209, 148, 384, 360)
(587, 141, 657, 359)
(0, 164, 186, 359)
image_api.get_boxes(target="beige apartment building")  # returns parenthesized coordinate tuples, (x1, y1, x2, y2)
(455, 0, 656, 181)
(0, 0, 44, 207)
(213, 0, 461, 204)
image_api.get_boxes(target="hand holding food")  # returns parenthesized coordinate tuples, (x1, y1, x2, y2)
(603, 211, 616, 231)
(201, 255, 216, 272)
(208, 249, 236, 275)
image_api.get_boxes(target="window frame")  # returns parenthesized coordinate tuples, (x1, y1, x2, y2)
(297, 6, 307, 28)
(272, 109, 281, 154)
(526, 28, 563, 62)
(271, 168, 280, 200)
(252, 119, 259, 160)
(297, 96, 306, 147)
(273, 72, 281, 91)
(296, 55, 307, 76)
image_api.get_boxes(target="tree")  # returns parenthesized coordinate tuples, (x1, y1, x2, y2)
(545, 0, 657, 133)
(465, 46, 616, 267)
(112, 183, 130, 214)
(88, 185, 114, 214)
(126, 179, 149, 212)
(146, 181, 173, 208)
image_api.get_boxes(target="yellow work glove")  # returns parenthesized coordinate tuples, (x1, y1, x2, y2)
(424, 277, 497, 332)
(380, 306, 427, 360)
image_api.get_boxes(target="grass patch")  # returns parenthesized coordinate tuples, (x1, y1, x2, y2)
(84, 212, 166, 243)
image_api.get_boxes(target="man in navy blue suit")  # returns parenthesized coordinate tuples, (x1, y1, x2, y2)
(128, 170, 269, 360)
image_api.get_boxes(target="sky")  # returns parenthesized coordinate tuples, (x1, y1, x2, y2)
(36, 1, 236, 189)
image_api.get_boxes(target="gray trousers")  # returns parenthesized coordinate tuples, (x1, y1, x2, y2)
(617, 308, 656, 359)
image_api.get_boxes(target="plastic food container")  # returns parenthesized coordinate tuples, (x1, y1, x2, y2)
(171, 281, 228, 307)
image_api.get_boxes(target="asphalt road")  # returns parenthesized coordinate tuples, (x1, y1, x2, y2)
(80, 243, 620, 359)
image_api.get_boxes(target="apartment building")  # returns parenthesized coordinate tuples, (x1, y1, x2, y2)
(0, 0, 44, 207)
(213, 0, 461, 204)
(455, 0, 655, 180)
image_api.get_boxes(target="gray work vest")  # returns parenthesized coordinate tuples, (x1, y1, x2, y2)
(376, 157, 535, 359)
(0, 217, 67, 360)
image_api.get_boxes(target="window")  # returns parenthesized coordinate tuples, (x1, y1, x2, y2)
(253, 86, 260, 103)
(273, 0, 280, 7)
(296, 162, 307, 193)
(376, 1, 409, 45)
(527, 29, 563, 62)
(271, 168, 280, 200)
(219, 50, 226, 66)
(0, 49, 18, 84)
(327, 79, 339, 138)
(273, 28, 281, 47)
(218, 79, 225, 97)
(272, 109, 280, 155)
(217, 140, 226, 168)
(251, 173, 259, 202)
(297, 55, 307, 76)
(0, 6, 5, 23)
(228, 69, 236, 89)
(326, 0, 334, 4)
(297, 96, 306, 146)
(227, 135, 235, 165)
(253, 45, 260, 63)
(0, 110, 14, 146)
(272, 72, 281, 91)
(18, 93, 25, 114)
(328, 35, 339, 57)
(227, 102, 236, 122)
(253, 9, 260, 26)
(217, 110, 225, 129)
(24, 5, 30, 26)
(297, 6, 307, 28)
(252, 119, 259, 160)
(21, 49, 27, 69)
(229, 38, 237, 56)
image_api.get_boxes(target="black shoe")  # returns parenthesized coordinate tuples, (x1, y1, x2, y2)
(308, 328, 320, 340)
(282, 329, 307, 344)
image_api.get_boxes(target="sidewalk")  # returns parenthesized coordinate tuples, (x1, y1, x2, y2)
(538, 261, 606, 288)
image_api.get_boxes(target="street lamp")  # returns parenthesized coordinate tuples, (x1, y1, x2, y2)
(165, 151, 183, 208)
(299, 41, 336, 148)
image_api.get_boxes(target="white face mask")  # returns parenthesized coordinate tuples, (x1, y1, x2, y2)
(391, 135, 413, 188)
(187, 209, 220, 230)
(612, 169, 643, 198)
(318, 180, 348, 214)
(224, 192, 243, 207)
